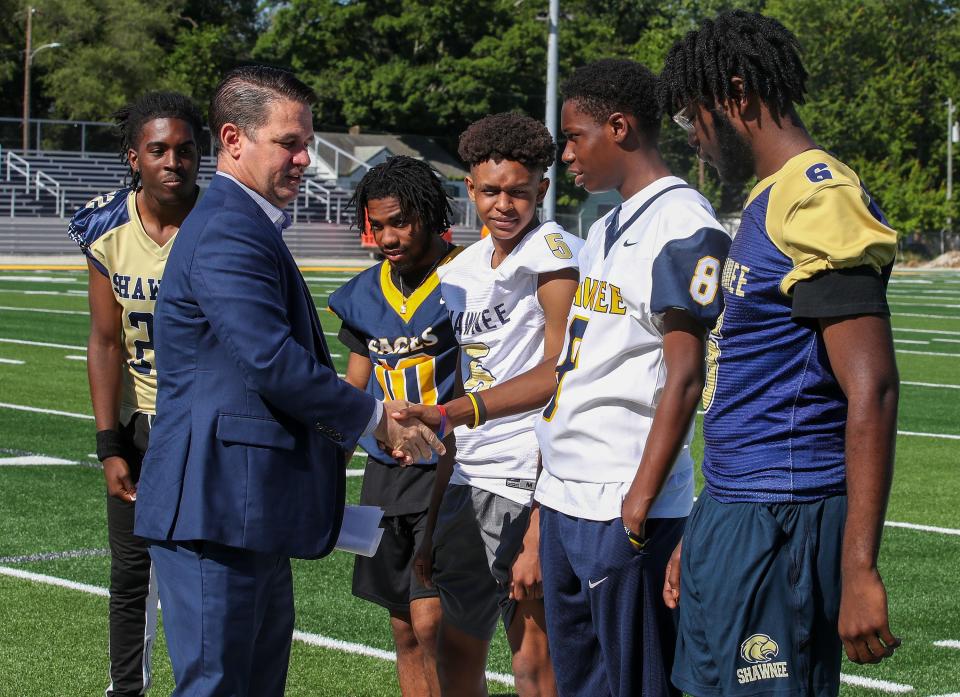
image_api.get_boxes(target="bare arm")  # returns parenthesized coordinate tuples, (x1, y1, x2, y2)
(822, 313, 900, 664)
(85, 260, 135, 502)
(622, 310, 706, 535)
(400, 267, 579, 430)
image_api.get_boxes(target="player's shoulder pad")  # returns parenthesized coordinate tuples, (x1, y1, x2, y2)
(764, 150, 864, 220)
(67, 188, 133, 252)
(767, 151, 897, 294)
(651, 226, 731, 329)
(510, 221, 583, 275)
(327, 261, 384, 320)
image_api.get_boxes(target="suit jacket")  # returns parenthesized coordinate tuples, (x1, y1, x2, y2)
(134, 174, 376, 559)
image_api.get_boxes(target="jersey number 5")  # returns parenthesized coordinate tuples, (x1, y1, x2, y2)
(545, 233, 573, 260)
(542, 316, 589, 421)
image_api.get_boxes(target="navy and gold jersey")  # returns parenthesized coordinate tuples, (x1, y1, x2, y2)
(68, 188, 176, 423)
(701, 150, 897, 503)
(328, 248, 462, 464)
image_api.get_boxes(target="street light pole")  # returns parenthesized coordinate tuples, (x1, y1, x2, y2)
(21, 5, 33, 152)
(948, 97, 955, 250)
(543, 0, 559, 221)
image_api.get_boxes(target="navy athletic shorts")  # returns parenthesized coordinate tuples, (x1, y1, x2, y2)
(672, 491, 847, 697)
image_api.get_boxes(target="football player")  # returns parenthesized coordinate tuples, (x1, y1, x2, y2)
(328, 155, 460, 697)
(412, 112, 581, 697)
(68, 91, 204, 697)
(534, 59, 730, 697)
(659, 11, 900, 697)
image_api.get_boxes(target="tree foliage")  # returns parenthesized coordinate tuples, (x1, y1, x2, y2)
(1, 0, 958, 232)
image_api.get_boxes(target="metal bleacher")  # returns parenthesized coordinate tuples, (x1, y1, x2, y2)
(0, 115, 482, 258)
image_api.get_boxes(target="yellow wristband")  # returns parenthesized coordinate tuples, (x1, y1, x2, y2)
(466, 392, 481, 429)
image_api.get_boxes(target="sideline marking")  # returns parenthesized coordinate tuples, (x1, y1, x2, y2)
(0, 266, 86, 271)
(898, 430, 960, 440)
(0, 305, 88, 316)
(0, 565, 517, 688)
(0, 337, 86, 350)
(839, 674, 914, 693)
(897, 349, 960, 358)
(893, 328, 960, 336)
(0, 402, 93, 420)
(885, 521, 960, 536)
(895, 313, 960, 320)
(0, 455, 76, 466)
(933, 640, 960, 650)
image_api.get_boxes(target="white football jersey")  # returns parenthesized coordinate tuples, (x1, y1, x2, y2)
(534, 177, 731, 521)
(439, 221, 582, 505)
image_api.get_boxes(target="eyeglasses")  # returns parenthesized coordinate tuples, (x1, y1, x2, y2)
(672, 105, 695, 135)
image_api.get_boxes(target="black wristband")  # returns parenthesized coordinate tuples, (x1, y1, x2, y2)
(96, 429, 126, 462)
(474, 391, 488, 427)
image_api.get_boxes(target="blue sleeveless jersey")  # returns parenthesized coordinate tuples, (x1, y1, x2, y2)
(701, 151, 896, 503)
(328, 249, 461, 464)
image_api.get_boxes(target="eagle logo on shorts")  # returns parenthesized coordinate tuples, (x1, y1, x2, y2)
(740, 634, 779, 664)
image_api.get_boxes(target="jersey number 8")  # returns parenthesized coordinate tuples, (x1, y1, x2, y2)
(689, 256, 720, 306)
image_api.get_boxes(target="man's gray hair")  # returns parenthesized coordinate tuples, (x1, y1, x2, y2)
(209, 65, 316, 148)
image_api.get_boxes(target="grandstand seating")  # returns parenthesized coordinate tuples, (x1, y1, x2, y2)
(0, 148, 359, 226)
(0, 147, 481, 257)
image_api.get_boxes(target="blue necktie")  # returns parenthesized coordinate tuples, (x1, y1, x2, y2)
(603, 204, 622, 257)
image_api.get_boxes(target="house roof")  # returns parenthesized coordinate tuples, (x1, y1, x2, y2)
(313, 132, 468, 179)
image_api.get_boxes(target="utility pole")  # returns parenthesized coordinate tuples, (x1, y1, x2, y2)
(22, 5, 33, 152)
(543, 0, 559, 221)
(948, 97, 956, 253)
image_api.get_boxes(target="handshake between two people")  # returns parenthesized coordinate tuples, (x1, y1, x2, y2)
(371, 400, 447, 466)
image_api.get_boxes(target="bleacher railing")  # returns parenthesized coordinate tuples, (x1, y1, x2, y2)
(6, 150, 30, 192)
(35, 170, 65, 218)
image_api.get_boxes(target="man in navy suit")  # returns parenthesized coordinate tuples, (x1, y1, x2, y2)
(134, 65, 445, 696)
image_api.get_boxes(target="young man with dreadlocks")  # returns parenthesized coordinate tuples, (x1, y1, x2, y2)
(399, 112, 580, 697)
(659, 10, 900, 696)
(67, 91, 203, 696)
(327, 155, 461, 697)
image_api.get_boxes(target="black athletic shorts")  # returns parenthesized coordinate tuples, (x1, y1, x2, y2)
(352, 508, 439, 614)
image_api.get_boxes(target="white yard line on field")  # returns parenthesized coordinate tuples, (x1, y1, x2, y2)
(0, 358, 25, 365)
(896, 349, 960, 358)
(885, 521, 960, 536)
(0, 276, 84, 284)
(839, 674, 914, 693)
(933, 640, 960, 649)
(893, 328, 960, 336)
(0, 565, 518, 688)
(0, 402, 93, 419)
(0, 337, 85, 350)
(0, 305, 87, 316)
(898, 429, 960, 440)
(0, 455, 76, 465)
(894, 339, 929, 345)
(0, 548, 108, 563)
(895, 313, 960, 320)
(65, 355, 87, 361)
(901, 381, 960, 389)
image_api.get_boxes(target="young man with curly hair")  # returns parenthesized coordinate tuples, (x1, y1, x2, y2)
(532, 59, 731, 696)
(659, 11, 899, 697)
(406, 111, 581, 697)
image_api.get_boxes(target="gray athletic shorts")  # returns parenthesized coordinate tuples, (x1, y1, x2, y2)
(431, 484, 531, 640)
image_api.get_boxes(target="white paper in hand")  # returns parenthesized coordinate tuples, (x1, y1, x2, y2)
(335, 505, 385, 557)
